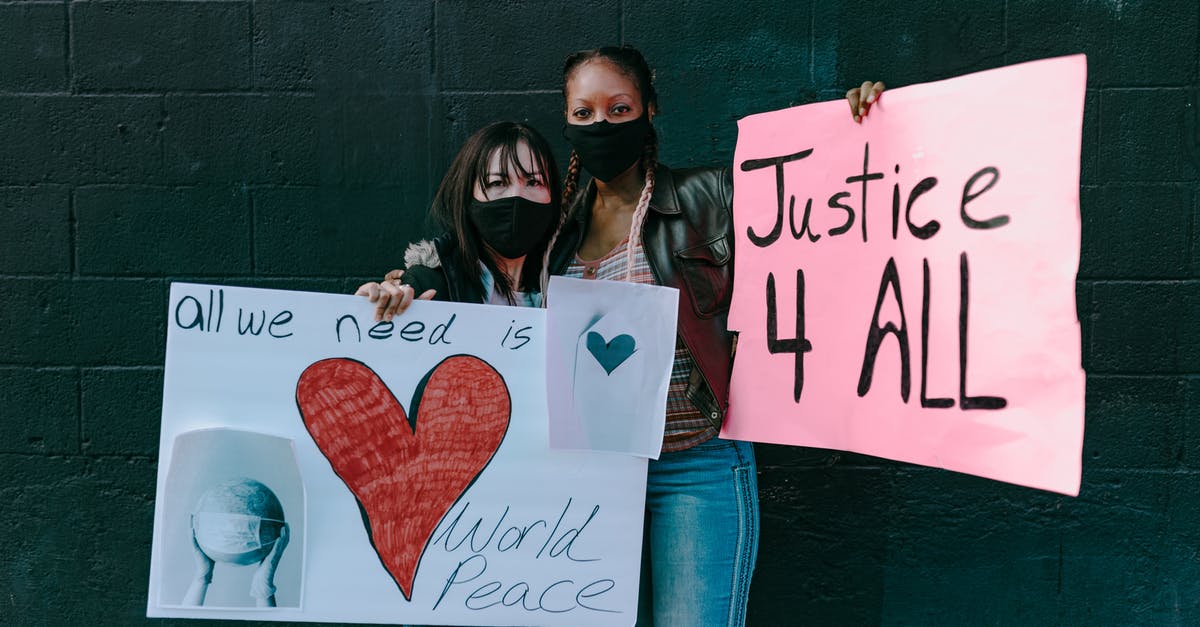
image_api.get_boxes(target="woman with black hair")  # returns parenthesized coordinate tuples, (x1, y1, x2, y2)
(356, 121, 563, 315)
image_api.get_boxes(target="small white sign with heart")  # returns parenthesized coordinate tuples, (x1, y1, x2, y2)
(546, 276, 679, 459)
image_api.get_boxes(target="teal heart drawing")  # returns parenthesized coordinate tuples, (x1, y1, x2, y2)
(586, 332, 637, 375)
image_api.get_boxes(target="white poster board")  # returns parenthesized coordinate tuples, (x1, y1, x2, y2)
(148, 283, 648, 626)
(546, 276, 679, 459)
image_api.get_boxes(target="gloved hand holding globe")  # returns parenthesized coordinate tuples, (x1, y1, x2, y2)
(183, 478, 289, 607)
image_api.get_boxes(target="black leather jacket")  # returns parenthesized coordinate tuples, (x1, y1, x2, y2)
(548, 164, 736, 429)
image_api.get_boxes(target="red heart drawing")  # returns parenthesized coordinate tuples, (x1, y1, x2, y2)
(295, 355, 510, 601)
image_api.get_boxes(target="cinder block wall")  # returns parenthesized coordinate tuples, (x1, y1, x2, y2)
(1, 1, 1196, 624)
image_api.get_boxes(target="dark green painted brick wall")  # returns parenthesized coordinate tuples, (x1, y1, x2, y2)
(1, 1, 1196, 625)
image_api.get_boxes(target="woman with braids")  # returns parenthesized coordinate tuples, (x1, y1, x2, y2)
(548, 46, 883, 626)
(356, 120, 562, 314)
(547, 45, 755, 626)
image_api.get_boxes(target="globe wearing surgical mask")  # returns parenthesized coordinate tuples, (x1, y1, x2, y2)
(192, 478, 286, 565)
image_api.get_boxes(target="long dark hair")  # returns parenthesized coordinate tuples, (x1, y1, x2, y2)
(430, 121, 562, 301)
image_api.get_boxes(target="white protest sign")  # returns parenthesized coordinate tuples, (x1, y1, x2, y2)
(546, 276, 679, 459)
(148, 283, 648, 626)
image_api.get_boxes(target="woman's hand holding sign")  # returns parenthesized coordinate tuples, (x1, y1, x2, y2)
(355, 269, 436, 322)
(847, 81, 886, 123)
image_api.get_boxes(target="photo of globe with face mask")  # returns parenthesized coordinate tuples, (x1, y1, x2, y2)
(192, 478, 286, 565)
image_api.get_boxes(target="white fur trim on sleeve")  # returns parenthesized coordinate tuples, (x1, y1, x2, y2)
(403, 240, 442, 269)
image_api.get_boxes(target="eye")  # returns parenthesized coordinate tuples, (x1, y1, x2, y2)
(572, 108, 592, 120)
(485, 177, 507, 188)
(526, 176, 545, 187)
(611, 103, 632, 115)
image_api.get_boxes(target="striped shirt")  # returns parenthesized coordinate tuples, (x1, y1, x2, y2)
(564, 237, 718, 452)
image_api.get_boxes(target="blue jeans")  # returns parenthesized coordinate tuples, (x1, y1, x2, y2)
(637, 438, 759, 627)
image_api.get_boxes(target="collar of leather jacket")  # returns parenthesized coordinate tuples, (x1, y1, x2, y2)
(570, 163, 681, 223)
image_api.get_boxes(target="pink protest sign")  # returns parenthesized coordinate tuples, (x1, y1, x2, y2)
(721, 56, 1087, 495)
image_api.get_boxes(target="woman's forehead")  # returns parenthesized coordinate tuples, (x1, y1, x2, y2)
(485, 141, 542, 173)
(566, 59, 639, 99)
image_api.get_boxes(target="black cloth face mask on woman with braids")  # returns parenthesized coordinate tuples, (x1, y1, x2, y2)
(561, 113, 652, 183)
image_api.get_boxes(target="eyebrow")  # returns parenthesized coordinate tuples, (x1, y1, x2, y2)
(571, 93, 637, 104)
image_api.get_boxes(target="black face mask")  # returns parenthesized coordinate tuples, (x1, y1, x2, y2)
(562, 115, 651, 183)
(467, 195, 557, 259)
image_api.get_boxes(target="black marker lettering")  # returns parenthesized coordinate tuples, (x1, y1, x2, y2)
(215, 288, 224, 332)
(905, 177, 940, 239)
(788, 197, 821, 242)
(575, 579, 619, 613)
(547, 505, 600, 563)
(335, 314, 361, 343)
(538, 580, 577, 614)
(429, 313, 456, 345)
(510, 326, 533, 350)
(368, 320, 393, 340)
(826, 191, 854, 236)
(844, 142, 884, 243)
(766, 270, 812, 403)
(740, 148, 814, 247)
(958, 253, 1007, 409)
(920, 259, 954, 408)
(400, 320, 425, 341)
(960, 167, 1009, 229)
(433, 554, 487, 610)
(174, 295, 205, 331)
(857, 257, 911, 402)
(237, 309, 266, 336)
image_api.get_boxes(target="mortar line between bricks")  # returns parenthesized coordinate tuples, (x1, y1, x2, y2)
(1078, 278, 1200, 284)
(0, 274, 164, 280)
(61, 0, 70, 91)
(0, 452, 158, 462)
(67, 90, 317, 98)
(428, 0, 439, 203)
(0, 365, 160, 372)
(68, 187, 76, 275)
(0, 365, 76, 372)
(65, 0, 73, 94)
(1089, 372, 1200, 377)
(1102, 86, 1195, 92)
(0, 363, 164, 369)
(1189, 172, 1197, 274)
(75, 366, 82, 455)
(441, 89, 560, 95)
(249, 192, 257, 275)
(618, 0, 624, 45)
(808, 2, 814, 85)
(246, 0, 254, 91)
(78, 365, 163, 372)
(68, 183, 326, 191)
(1081, 182, 1195, 189)
(1002, 0, 1008, 60)
(158, 94, 166, 170)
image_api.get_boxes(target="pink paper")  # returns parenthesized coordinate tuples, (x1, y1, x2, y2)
(721, 56, 1087, 495)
